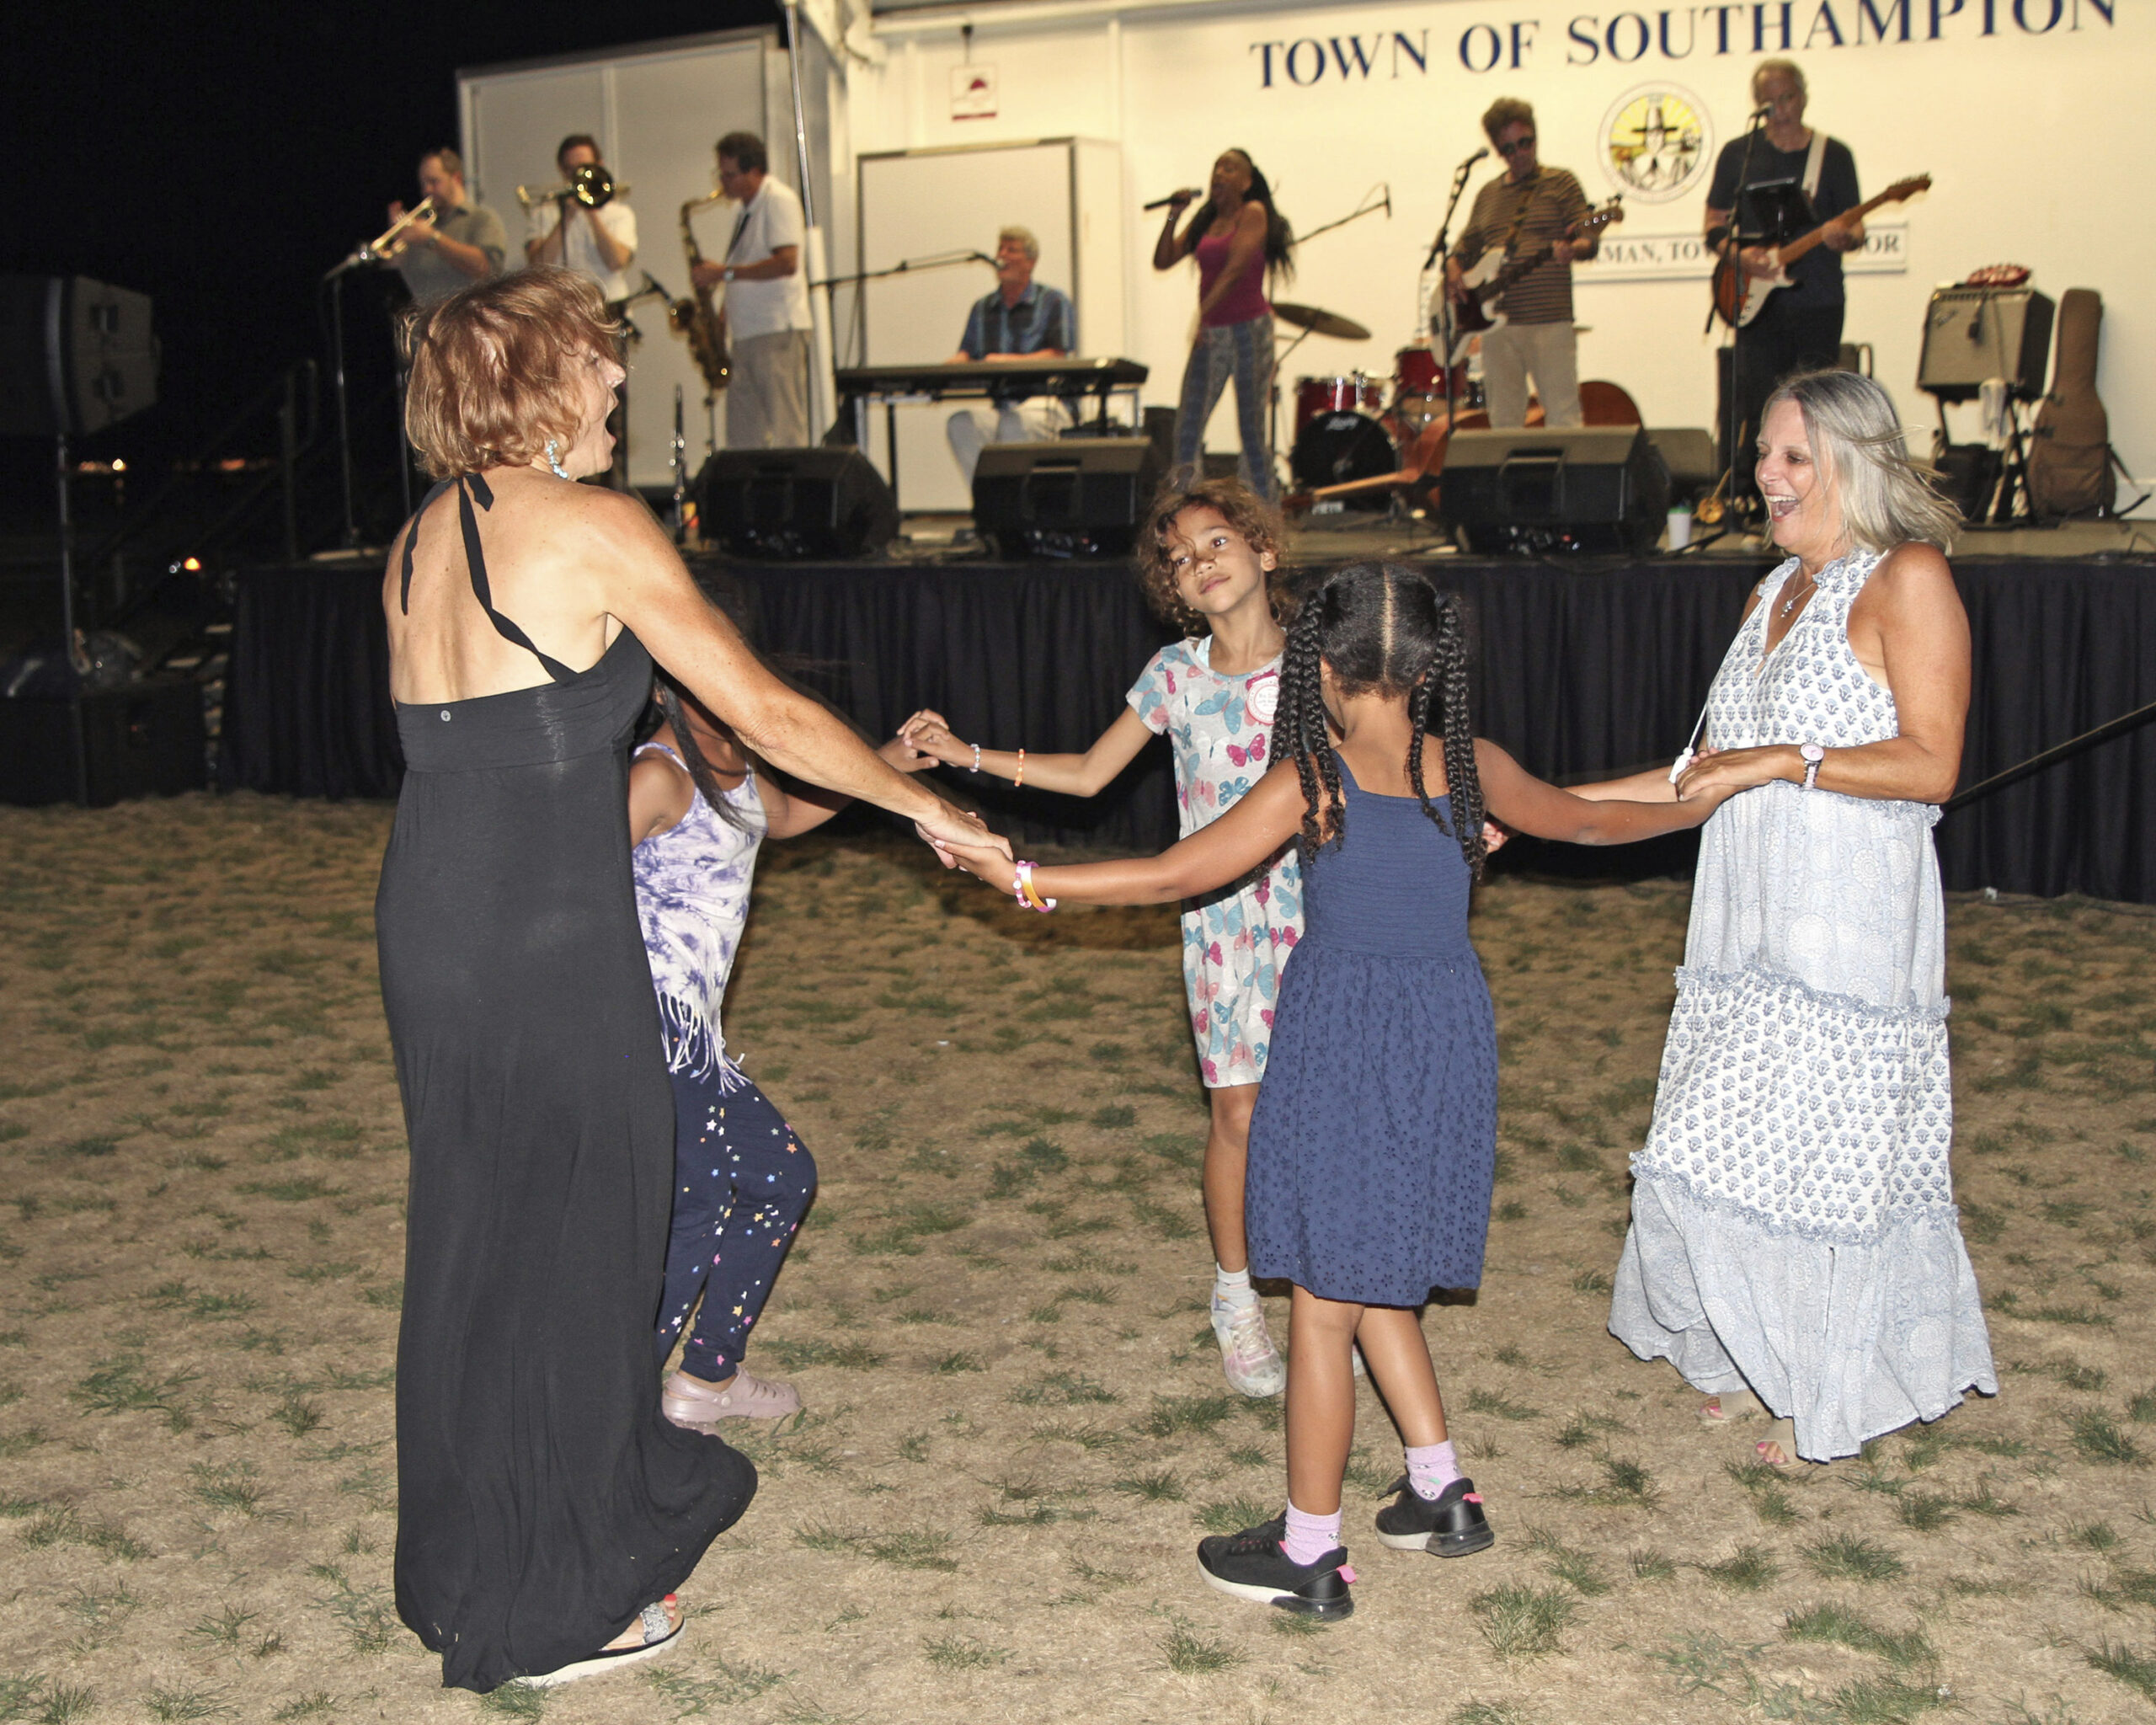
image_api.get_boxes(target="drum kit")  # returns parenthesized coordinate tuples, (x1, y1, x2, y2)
(1274, 301, 1486, 505)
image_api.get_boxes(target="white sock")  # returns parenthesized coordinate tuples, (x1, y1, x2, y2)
(1213, 1264, 1257, 1308)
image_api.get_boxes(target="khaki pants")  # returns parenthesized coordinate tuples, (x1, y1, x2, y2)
(1481, 319, 1582, 430)
(945, 398, 1072, 484)
(727, 330, 813, 449)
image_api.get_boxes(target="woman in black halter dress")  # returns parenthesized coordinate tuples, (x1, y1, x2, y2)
(376, 270, 1001, 1692)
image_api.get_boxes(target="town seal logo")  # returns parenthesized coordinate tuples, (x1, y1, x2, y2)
(1599, 85, 1712, 205)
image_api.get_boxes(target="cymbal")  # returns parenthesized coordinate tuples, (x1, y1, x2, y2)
(1273, 302, 1371, 341)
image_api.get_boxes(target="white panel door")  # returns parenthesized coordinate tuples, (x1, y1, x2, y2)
(612, 42, 768, 487)
(859, 142, 1076, 512)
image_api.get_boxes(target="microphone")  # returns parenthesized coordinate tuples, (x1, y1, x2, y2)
(1381, 184, 1393, 218)
(1750, 104, 1774, 119)
(1143, 188, 1201, 211)
(1461, 146, 1490, 170)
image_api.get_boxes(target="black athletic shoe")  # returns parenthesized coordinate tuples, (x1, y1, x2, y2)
(1196, 1517, 1356, 1620)
(1374, 1475, 1496, 1557)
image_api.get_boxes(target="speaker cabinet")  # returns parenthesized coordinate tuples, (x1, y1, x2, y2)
(1919, 287, 2054, 402)
(972, 438, 1164, 559)
(1646, 427, 1719, 502)
(1438, 427, 1671, 554)
(0, 275, 159, 437)
(0, 680, 206, 808)
(695, 447, 899, 560)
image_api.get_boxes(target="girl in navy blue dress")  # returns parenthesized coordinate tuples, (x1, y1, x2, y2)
(935, 563, 1732, 1619)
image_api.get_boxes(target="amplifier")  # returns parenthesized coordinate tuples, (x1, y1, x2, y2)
(0, 680, 206, 808)
(973, 438, 1164, 559)
(1437, 427, 1670, 554)
(0, 275, 160, 438)
(1918, 287, 2054, 401)
(695, 448, 898, 561)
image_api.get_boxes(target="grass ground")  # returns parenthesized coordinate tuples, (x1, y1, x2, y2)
(1, 793, 2153, 1724)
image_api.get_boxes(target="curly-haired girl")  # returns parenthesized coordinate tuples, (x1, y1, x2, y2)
(899, 476, 1299, 1397)
(929, 563, 1732, 1619)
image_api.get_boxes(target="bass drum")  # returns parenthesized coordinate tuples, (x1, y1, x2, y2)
(1295, 374, 1384, 436)
(1291, 411, 1397, 510)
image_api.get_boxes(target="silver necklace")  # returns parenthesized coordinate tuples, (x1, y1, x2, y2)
(1779, 571, 1816, 618)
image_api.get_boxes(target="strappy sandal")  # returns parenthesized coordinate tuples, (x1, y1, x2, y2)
(513, 1594, 683, 1688)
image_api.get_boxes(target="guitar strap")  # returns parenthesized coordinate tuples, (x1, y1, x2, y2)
(1801, 130, 1828, 206)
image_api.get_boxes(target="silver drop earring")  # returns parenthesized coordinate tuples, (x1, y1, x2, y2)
(545, 439, 569, 480)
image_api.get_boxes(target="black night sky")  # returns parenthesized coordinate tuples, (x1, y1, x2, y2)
(1, 1, 777, 521)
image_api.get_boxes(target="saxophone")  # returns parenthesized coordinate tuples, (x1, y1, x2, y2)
(670, 190, 730, 393)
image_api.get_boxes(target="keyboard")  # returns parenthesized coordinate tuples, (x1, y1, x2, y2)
(835, 359, 1148, 399)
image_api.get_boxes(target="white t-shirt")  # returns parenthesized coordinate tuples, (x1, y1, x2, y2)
(528, 198, 638, 303)
(723, 178, 813, 339)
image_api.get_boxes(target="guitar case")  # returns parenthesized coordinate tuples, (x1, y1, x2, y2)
(2028, 288, 2115, 516)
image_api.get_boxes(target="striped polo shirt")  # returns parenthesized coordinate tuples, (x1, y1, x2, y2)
(1456, 167, 1597, 327)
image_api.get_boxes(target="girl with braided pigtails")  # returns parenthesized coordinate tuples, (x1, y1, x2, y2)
(931, 563, 1735, 1620)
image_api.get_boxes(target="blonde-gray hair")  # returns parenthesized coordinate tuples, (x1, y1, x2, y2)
(1764, 370, 1959, 553)
(1752, 58, 1806, 101)
(997, 225, 1040, 261)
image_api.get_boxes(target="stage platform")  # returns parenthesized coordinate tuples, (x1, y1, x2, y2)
(219, 534, 2156, 904)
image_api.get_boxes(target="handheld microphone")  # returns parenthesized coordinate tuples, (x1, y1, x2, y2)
(1143, 188, 1201, 211)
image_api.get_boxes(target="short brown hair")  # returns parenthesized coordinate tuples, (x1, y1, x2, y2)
(1481, 98, 1534, 144)
(420, 147, 464, 179)
(557, 132, 600, 168)
(402, 269, 621, 480)
(1134, 477, 1289, 637)
(717, 131, 768, 173)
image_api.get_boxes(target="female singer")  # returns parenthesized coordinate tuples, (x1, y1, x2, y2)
(1153, 149, 1294, 502)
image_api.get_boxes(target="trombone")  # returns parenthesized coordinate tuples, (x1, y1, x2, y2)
(363, 195, 437, 259)
(515, 163, 626, 210)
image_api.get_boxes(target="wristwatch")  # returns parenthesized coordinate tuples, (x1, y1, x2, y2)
(1799, 742, 1825, 790)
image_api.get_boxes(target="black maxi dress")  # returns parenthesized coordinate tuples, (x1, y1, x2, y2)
(376, 476, 755, 1692)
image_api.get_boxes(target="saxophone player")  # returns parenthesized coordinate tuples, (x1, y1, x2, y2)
(691, 132, 813, 450)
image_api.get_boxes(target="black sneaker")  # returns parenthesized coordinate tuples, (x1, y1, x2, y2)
(1374, 1475, 1495, 1557)
(1196, 1516, 1355, 1620)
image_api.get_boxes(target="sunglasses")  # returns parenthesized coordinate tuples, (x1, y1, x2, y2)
(1495, 135, 1536, 157)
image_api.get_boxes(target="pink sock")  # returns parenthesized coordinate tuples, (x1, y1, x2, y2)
(1281, 1501, 1343, 1567)
(1406, 1439, 1460, 1500)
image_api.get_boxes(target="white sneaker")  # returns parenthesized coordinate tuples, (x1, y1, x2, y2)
(1211, 1296, 1287, 1397)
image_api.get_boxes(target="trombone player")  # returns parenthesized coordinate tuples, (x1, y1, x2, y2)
(525, 133, 638, 303)
(383, 148, 506, 307)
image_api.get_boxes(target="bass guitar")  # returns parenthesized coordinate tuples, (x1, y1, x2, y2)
(1454, 200, 1625, 334)
(1710, 174, 1930, 328)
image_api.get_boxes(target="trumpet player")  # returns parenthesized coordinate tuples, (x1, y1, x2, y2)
(526, 134, 638, 303)
(385, 149, 506, 306)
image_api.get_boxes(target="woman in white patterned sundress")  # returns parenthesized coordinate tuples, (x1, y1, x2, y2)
(900, 479, 1302, 1398)
(1577, 371, 1994, 1464)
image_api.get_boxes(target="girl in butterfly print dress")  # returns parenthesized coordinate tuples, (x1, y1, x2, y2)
(901, 478, 1300, 1397)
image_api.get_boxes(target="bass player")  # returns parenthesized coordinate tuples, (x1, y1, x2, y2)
(1444, 98, 1600, 430)
(1705, 60, 1865, 505)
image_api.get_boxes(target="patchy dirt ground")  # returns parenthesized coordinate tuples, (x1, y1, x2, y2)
(2, 793, 2153, 1725)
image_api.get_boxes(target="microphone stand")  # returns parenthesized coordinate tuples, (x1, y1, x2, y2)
(1267, 192, 1390, 486)
(319, 248, 376, 553)
(1706, 108, 1769, 530)
(1425, 151, 1482, 435)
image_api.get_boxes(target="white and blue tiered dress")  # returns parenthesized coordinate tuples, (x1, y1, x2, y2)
(1608, 547, 1997, 1463)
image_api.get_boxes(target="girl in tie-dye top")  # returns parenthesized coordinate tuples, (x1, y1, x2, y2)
(899, 478, 1299, 1399)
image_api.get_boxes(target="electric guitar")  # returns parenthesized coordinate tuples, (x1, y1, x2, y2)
(1710, 174, 1930, 328)
(1454, 200, 1625, 334)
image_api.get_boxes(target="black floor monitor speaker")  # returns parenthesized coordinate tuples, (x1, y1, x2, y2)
(0, 680, 205, 808)
(1919, 287, 2054, 402)
(695, 447, 898, 560)
(973, 438, 1164, 559)
(1437, 427, 1670, 554)
(1646, 427, 1719, 503)
(0, 275, 159, 437)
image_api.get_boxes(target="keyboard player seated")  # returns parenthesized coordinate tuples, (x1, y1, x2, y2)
(945, 226, 1077, 483)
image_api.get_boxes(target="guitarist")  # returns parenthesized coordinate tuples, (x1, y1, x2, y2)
(1704, 61, 1865, 504)
(1444, 98, 1600, 430)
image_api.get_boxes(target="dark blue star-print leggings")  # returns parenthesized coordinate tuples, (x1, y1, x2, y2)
(654, 1055, 816, 1383)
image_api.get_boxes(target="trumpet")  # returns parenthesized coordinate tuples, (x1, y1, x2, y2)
(515, 163, 625, 210)
(364, 195, 437, 259)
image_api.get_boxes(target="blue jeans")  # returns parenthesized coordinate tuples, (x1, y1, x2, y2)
(1174, 315, 1278, 501)
(653, 1052, 816, 1382)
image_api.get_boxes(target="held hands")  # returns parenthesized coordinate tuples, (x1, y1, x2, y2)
(878, 734, 936, 774)
(897, 709, 971, 768)
(1674, 744, 1792, 802)
(926, 831, 1021, 896)
(913, 802, 1011, 868)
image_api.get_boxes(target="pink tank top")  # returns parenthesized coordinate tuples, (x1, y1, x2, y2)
(1194, 225, 1270, 328)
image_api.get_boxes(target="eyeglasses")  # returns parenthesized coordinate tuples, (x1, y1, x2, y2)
(1495, 135, 1536, 157)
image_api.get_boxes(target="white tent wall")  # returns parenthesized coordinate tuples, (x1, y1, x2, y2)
(856, 0, 2152, 488)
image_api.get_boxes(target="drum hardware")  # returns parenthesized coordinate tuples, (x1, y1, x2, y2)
(515, 164, 627, 210)
(1294, 373, 1384, 437)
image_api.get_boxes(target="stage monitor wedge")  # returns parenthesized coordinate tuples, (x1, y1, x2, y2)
(1919, 287, 2054, 402)
(1438, 426, 1670, 555)
(696, 447, 899, 561)
(973, 437, 1164, 559)
(0, 275, 159, 439)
